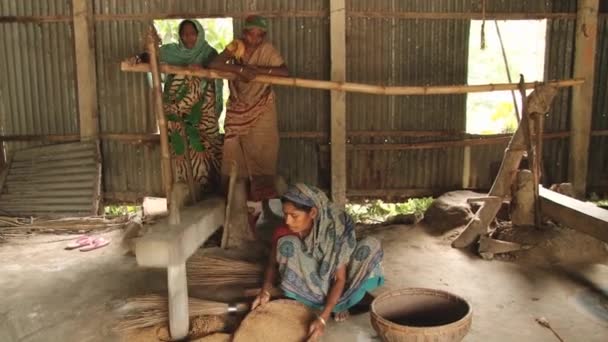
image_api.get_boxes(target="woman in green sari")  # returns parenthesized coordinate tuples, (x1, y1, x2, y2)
(135, 20, 223, 194)
(252, 184, 384, 341)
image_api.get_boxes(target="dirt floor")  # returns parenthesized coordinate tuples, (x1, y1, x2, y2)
(1, 222, 608, 341)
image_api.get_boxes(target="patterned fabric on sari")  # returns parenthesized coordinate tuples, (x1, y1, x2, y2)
(276, 184, 384, 312)
(160, 20, 223, 193)
(221, 41, 285, 200)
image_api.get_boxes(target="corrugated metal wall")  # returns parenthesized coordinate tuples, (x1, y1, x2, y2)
(345, 0, 469, 195)
(0, 1, 78, 154)
(93, 1, 162, 199)
(1, 0, 606, 202)
(590, 14, 608, 192)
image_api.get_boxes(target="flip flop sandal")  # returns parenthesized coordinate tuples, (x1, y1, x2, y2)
(65, 236, 93, 250)
(79, 237, 111, 252)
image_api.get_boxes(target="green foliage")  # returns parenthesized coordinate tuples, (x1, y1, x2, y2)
(346, 197, 434, 224)
(479, 101, 518, 134)
(104, 205, 139, 217)
(588, 193, 608, 207)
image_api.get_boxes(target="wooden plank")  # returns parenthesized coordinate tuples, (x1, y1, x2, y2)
(346, 188, 440, 198)
(0, 190, 93, 199)
(569, 0, 599, 198)
(72, 0, 99, 141)
(540, 187, 608, 243)
(11, 150, 94, 163)
(330, 0, 347, 207)
(0, 15, 72, 23)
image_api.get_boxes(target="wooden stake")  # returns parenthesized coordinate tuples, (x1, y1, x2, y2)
(145, 27, 173, 209)
(121, 62, 584, 96)
(221, 161, 238, 249)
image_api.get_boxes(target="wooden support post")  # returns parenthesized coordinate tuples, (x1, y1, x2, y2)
(146, 27, 173, 209)
(167, 263, 189, 340)
(569, 0, 599, 198)
(72, 0, 99, 141)
(540, 186, 608, 243)
(330, 0, 346, 207)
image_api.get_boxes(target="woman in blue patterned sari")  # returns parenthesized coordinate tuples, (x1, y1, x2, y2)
(252, 183, 384, 341)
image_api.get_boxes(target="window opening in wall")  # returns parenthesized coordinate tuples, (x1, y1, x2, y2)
(466, 20, 547, 134)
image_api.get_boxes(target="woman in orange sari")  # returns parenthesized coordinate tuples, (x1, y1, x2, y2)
(209, 15, 288, 203)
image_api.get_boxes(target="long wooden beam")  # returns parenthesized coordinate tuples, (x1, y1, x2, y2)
(330, 0, 347, 207)
(540, 187, 608, 243)
(121, 62, 583, 96)
(72, 0, 99, 141)
(4, 130, 608, 145)
(569, 0, 599, 198)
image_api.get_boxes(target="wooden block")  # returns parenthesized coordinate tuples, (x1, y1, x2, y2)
(540, 186, 608, 243)
(168, 264, 189, 340)
(135, 197, 225, 268)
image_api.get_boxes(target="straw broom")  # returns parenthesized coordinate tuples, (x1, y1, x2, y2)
(186, 254, 264, 287)
(115, 294, 248, 331)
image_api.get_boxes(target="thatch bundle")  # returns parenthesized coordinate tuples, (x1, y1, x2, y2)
(115, 294, 244, 332)
(186, 254, 264, 287)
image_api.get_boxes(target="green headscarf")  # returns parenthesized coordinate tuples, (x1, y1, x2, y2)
(159, 20, 216, 66)
(243, 15, 268, 32)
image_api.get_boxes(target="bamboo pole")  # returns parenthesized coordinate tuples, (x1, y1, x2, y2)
(2, 130, 605, 146)
(121, 62, 584, 96)
(145, 27, 173, 209)
(347, 11, 578, 20)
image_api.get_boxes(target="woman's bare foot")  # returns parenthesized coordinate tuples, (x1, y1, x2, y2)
(334, 310, 350, 322)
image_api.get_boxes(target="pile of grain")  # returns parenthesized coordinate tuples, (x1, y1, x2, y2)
(120, 315, 229, 342)
(233, 300, 315, 342)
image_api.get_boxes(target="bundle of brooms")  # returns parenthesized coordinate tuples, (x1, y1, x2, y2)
(186, 254, 264, 287)
(115, 294, 248, 332)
